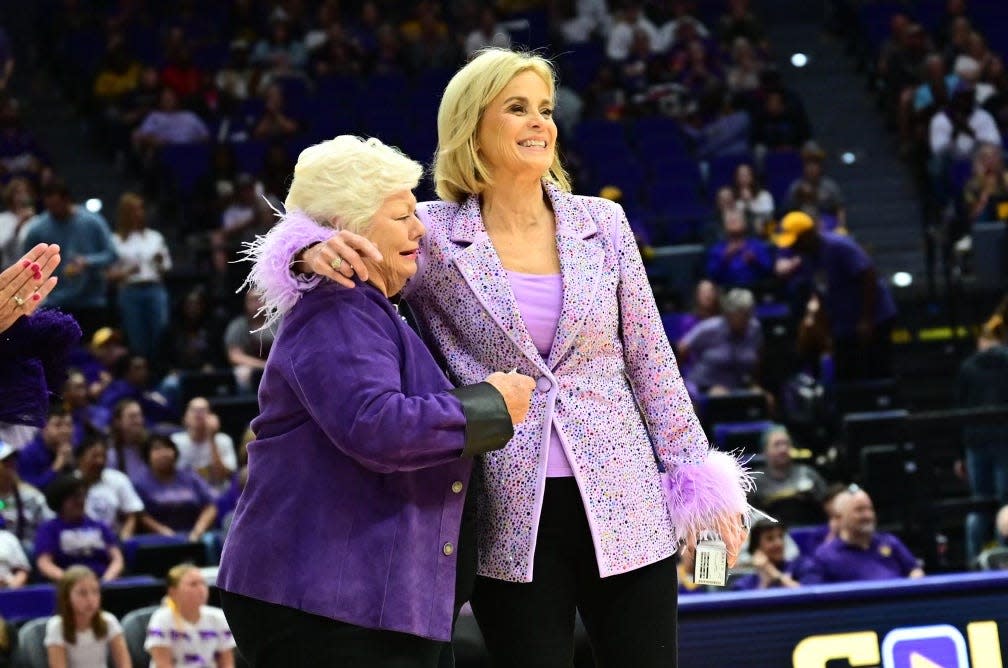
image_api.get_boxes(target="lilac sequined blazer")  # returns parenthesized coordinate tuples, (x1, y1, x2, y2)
(249, 182, 750, 583)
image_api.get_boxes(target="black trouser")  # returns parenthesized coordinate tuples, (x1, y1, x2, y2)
(221, 481, 479, 668)
(470, 478, 679, 668)
(220, 590, 449, 667)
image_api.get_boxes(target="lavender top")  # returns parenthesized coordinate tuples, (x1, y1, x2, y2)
(505, 271, 572, 478)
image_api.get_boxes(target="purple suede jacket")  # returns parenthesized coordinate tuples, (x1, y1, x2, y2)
(217, 280, 510, 641)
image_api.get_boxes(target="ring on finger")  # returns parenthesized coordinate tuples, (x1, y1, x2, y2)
(12, 294, 24, 307)
(330, 257, 343, 271)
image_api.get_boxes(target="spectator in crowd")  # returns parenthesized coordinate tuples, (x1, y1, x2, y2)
(64, 369, 110, 447)
(131, 87, 210, 165)
(677, 278, 721, 339)
(18, 407, 75, 491)
(750, 424, 828, 525)
(99, 355, 176, 425)
(212, 173, 272, 275)
(146, 564, 235, 667)
(678, 287, 764, 394)
(109, 192, 171, 360)
(732, 163, 775, 232)
(752, 88, 810, 153)
(731, 519, 800, 590)
(251, 13, 308, 71)
(223, 290, 272, 393)
(252, 84, 300, 140)
(0, 25, 13, 91)
(962, 142, 1008, 225)
(160, 45, 203, 107)
(172, 397, 238, 492)
(136, 435, 217, 541)
(930, 80, 1001, 162)
(725, 37, 763, 95)
(164, 287, 227, 374)
(44, 566, 130, 668)
(683, 86, 750, 160)
(105, 399, 150, 482)
(215, 40, 258, 107)
(656, 4, 709, 52)
(36, 475, 124, 583)
(0, 97, 50, 185)
(705, 208, 774, 288)
(0, 177, 37, 269)
(21, 178, 117, 337)
(786, 142, 847, 231)
(801, 488, 924, 583)
(76, 437, 144, 541)
(606, 3, 659, 61)
(552, 0, 611, 45)
(958, 318, 1008, 566)
(466, 7, 511, 57)
(719, 0, 765, 46)
(0, 440, 54, 553)
(773, 211, 898, 380)
(93, 35, 142, 143)
(68, 327, 128, 403)
(0, 513, 29, 590)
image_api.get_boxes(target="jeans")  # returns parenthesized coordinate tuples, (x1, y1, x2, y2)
(117, 282, 168, 359)
(964, 443, 1008, 566)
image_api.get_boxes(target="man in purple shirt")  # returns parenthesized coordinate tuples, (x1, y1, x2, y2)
(774, 211, 898, 380)
(801, 488, 924, 584)
(17, 407, 75, 491)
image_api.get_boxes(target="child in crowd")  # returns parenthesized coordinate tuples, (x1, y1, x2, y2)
(44, 565, 131, 667)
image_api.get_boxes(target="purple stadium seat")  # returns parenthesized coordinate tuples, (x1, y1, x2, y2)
(158, 142, 211, 198)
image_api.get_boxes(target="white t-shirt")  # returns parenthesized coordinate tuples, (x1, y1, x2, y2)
(113, 229, 172, 284)
(44, 611, 123, 667)
(0, 530, 29, 581)
(172, 431, 238, 475)
(145, 605, 236, 666)
(85, 469, 145, 531)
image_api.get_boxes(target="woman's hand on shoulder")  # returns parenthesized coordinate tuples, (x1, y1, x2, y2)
(484, 371, 536, 425)
(294, 230, 383, 289)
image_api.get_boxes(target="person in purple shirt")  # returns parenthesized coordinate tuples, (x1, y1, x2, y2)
(135, 434, 217, 542)
(706, 208, 774, 288)
(678, 287, 764, 393)
(104, 399, 150, 482)
(18, 407, 75, 491)
(216, 135, 533, 667)
(98, 355, 176, 425)
(732, 520, 800, 590)
(800, 488, 924, 584)
(774, 211, 898, 380)
(35, 475, 124, 583)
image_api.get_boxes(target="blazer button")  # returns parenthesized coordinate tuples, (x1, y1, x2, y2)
(451, 481, 464, 494)
(535, 376, 552, 393)
(443, 542, 454, 556)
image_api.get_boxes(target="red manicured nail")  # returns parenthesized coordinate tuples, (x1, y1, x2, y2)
(31, 293, 41, 301)
(30, 263, 39, 271)
(21, 260, 30, 268)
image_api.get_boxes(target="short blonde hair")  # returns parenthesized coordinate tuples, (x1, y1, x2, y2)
(284, 135, 422, 233)
(433, 48, 571, 203)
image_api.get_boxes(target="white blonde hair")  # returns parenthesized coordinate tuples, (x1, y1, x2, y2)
(285, 135, 422, 232)
(433, 48, 571, 203)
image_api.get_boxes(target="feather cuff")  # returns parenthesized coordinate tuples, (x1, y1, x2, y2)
(238, 210, 334, 331)
(663, 450, 755, 540)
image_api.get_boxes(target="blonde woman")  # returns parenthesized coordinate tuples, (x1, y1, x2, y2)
(145, 564, 234, 668)
(108, 192, 171, 359)
(44, 565, 131, 667)
(247, 49, 751, 666)
(218, 135, 533, 666)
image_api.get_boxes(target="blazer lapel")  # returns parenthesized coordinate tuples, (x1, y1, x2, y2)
(449, 195, 548, 372)
(546, 184, 605, 369)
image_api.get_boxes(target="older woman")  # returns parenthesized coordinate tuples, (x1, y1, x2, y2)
(217, 135, 534, 667)
(248, 49, 752, 667)
(678, 288, 764, 394)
